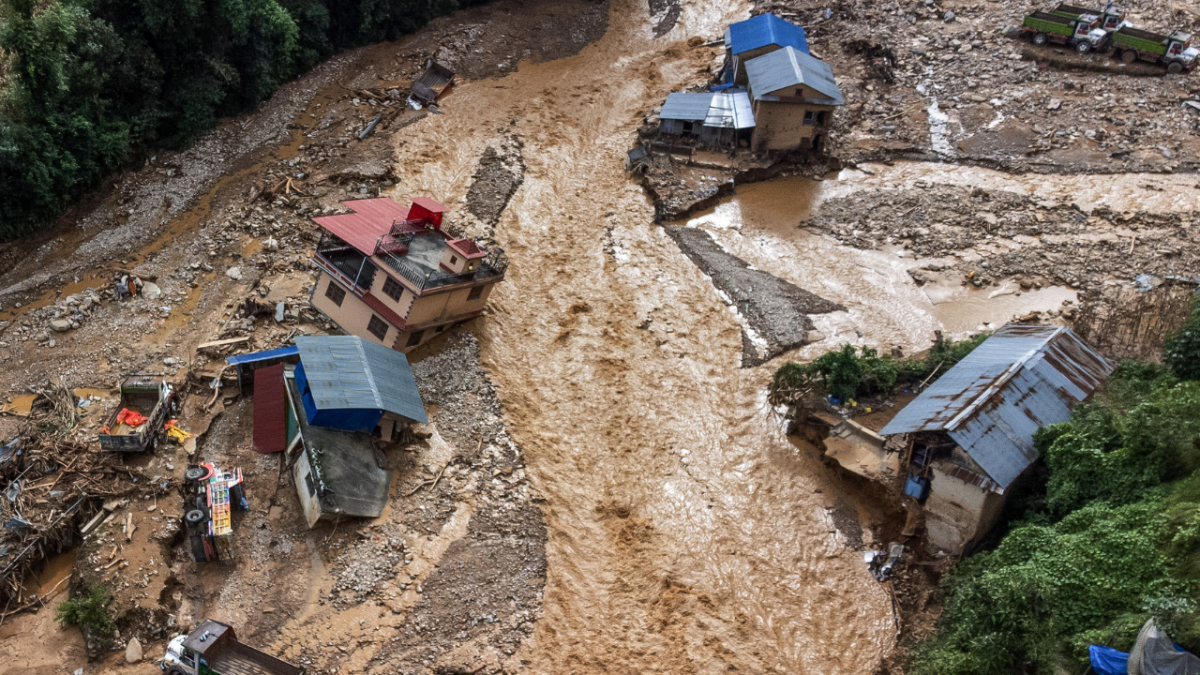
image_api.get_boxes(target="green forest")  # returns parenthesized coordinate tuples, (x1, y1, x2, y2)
(913, 302, 1200, 674)
(0, 0, 483, 241)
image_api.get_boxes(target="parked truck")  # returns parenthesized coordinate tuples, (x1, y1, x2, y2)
(1022, 11, 1108, 52)
(1050, 3, 1130, 32)
(159, 620, 304, 675)
(1110, 26, 1197, 73)
(97, 376, 176, 452)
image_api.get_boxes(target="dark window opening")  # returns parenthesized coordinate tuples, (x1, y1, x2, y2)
(367, 315, 389, 340)
(803, 110, 815, 127)
(325, 281, 346, 306)
(382, 276, 404, 302)
(450, 255, 458, 266)
(682, 121, 695, 134)
(305, 471, 317, 497)
(816, 111, 828, 126)
(406, 330, 425, 347)
(436, 325, 447, 333)
(468, 286, 484, 301)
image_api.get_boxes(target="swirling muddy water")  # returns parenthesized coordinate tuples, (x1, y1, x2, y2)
(380, 0, 1193, 671)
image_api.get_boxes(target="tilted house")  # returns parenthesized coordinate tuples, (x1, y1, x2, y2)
(658, 91, 756, 149)
(745, 46, 844, 153)
(271, 335, 428, 528)
(880, 325, 1113, 553)
(724, 13, 810, 85)
(310, 197, 507, 352)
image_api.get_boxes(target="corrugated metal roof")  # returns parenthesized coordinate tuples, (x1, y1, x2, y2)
(880, 324, 1113, 489)
(294, 336, 427, 423)
(745, 46, 844, 104)
(705, 91, 756, 129)
(727, 13, 809, 56)
(661, 92, 714, 121)
(252, 363, 288, 454)
(313, 198, 411, 256)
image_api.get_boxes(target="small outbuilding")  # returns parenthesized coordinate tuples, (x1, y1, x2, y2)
(880, 325, 1113, 553)
(293, 335, 427, 438)
(658, 91, 756, 149)
(745, 46, 844, 153)
(725, 13, 810, 85)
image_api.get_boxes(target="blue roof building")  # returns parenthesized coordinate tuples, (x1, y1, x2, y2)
(724, 13, 809, 86)
(293, 335, 427, 433)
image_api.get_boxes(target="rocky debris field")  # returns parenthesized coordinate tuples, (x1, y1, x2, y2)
(464, 133, 526, 235)
(756, 0, 1200, 172)
(802, 183, 1200, 292)
(665, 226, 845, 367)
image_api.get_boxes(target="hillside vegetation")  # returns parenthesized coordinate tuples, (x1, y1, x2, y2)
(913, 302, 1200, 674)
(0, 0, 484, 241)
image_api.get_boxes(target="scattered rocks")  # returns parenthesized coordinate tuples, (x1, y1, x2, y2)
(226, 267, 242, 280)
(49, 319, 73, 333)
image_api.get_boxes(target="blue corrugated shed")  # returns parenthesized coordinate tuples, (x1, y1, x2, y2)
(294, 335, 427, 432)
(727, 13, 809, 56)
(881, 325, 1113, 489)
(226, 346, 299, 365)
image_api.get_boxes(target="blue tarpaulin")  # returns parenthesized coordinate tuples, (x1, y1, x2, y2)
(1089, 645, 1129, 675)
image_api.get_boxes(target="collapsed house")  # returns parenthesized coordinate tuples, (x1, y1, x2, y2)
(249, 335, 427, 528)
(310, 197, 508, 352)
(653, 13, 843, 153)
(818, 325, 1112, 554)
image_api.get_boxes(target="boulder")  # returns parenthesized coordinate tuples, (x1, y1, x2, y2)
(48, 319, 72, 333)
(125, 637, 142, 664)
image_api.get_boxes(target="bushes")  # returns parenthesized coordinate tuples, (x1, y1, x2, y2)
(56, 584, 117, 643)
(912, 364, 1200, 675)
(769, 333, 987, 407)
(1164, 297, 1200, 382)
(0, 0, 478, 241)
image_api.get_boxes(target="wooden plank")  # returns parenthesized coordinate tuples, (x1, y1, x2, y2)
(197, 337, 250, 351)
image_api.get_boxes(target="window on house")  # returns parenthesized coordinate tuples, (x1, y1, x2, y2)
(367, 315, 389, 340)
(682, 121, 694, 134)
(803, 110, 815, 127)
(406, 330, 425, 347)
(382, 276, 404, 302)
(468, 286, 484, 301)
(450, 255, 458, 266)
(816, 111, 828, 126)
(305, 471, 317, 497)
(325, 280, 346, 306)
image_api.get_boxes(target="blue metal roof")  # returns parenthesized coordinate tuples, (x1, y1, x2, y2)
(294, 336, 427, 424)
(727, 13, 809, 56)
(745, 46, 844, 105)
(881, 325, 1113, 489)
(226, 345, 299, 366)
(661, 92, 714, 121)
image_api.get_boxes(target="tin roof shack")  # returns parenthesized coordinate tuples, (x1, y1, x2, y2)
(744, 46, 844, 153)
(880, 325, 1113, 553)
(657, 91, 756, 149)
(724, 13, 810, 85)
(310, 197, 508, 352)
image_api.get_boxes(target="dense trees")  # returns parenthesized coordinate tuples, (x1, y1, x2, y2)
(0, 0, 477, 240)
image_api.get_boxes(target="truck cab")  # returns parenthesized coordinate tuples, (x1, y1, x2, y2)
(159, 620, 303, 675)
(1051, 4, 1131, 32)
(1073, 15, 1108, 51)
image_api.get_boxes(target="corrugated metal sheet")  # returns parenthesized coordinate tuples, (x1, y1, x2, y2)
(880, 324, 1113, 489)
(705, 91, 756, 129)
(661, 92, 714, 121)
(727, 13, 809, 56)
(252, 363, 287, 454)
(294, 336, 427, 423)
(745, 46, 844, 104)
(226, 346, 299, 366)
(313, 198, 411, 255)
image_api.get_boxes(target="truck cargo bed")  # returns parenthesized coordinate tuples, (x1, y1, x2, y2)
(209, 642, 303, 675)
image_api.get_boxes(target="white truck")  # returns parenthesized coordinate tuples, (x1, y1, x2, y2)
(159, 620, 304, 675)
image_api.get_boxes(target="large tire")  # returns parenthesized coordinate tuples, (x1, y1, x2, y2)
(184, 467, 207, 483)
(1032, 32, 1048, 46)
(1168, 61, 1183, 74)
(1075, 41, 1091, 54)
(191, 536, 208, 562)
(168, 668, 187, 675)
(185, 509, 206, 528)
(1121, 49, 1137, 63)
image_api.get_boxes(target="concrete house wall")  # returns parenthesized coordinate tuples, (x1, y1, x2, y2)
(291, 449, 325, 529)
(750, 99, 834, 152)
(311, 273, 397, 347)
(924, 460, 1007, 553)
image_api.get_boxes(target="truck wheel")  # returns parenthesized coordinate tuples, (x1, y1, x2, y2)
(1075, 41, 1091, 54)
(185, 509, 206, 528)
(168, 668, 187, 675)
(184, 467, 208, 483)
(1168, 61, 1183, 74)
(191, 536, 208, 562)
(1032, 32, 1048, 46)
(1121, 49, 1137, 63)
(231, 484, 249, 512)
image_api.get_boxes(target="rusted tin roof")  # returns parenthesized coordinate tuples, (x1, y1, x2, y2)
(881, 324, 1112, 489)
